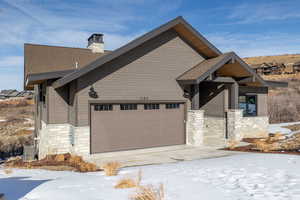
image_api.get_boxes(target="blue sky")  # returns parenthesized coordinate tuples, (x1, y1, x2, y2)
(1, 0, 300, 90)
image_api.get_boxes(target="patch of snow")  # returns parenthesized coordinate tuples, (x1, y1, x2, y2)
(269, 121, 300, 135)
(0, 119, 6, 122)
(25, 127, 34, 131)
(1, 154, 300, 200)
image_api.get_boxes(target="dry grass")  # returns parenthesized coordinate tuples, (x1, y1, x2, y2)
(254, 140, 272, 152)
(283, 124, 300, 132)
(115, 169, 143, 189)
(131, 184, 165, 200)
(0, 98, 34, 158)
(227, 140, 239, 150)
(14, 129, 33, 136)
(115, 178, 137, 189)
(267, 75, 300, 123)
(101, 161, 121, 176)
(4, 168, 13, 174)
(243, 54, 300, 66)
(5, 153, 99, 172)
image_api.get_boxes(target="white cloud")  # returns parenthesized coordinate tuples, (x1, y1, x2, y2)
(228, 1, 300, 24)
(207, 32, 300, 57)
(0, 56, 23, 68)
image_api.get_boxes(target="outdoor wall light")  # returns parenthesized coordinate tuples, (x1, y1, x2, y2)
(89, 86, 98, 98)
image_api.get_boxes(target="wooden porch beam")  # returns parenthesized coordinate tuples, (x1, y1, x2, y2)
(191, 84, 199, 110)
(237, 76, 255, 84)
(204, 76, 236, 83)
(230, 82, 239, 109)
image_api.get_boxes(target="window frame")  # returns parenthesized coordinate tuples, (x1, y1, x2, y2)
(165, 103, 180, 109)
(120, 104, 138, 110)
(238, 94, 258, 117)
(94, 104, 113, 111)
(144, 104, 160, 110)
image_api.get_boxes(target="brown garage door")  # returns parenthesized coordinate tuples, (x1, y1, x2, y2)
(90, 102, 185, 154)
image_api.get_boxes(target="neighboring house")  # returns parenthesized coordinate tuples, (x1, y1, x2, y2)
(0, 89, 18, 99)
(24, 17, 287, 160)
(0, 89, 33, 99)
(293, 61, 300, 73)
(16, 91, 34, 99)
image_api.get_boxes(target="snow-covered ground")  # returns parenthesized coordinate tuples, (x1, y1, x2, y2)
(268, 121, 300, 135)
(1, 154, 300, 200)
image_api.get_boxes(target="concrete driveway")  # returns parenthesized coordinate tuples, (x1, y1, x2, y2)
(86, 145, 245, 167)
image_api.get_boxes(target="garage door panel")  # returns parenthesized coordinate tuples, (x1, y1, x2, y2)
(91, 103, 185, 153)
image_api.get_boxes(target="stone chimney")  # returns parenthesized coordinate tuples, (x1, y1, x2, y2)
(87, 33, 104, 53)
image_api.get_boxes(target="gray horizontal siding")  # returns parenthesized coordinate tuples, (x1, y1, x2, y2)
(76, 29, 204, 126)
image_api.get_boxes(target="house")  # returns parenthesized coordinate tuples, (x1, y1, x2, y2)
(16, 90, 34, 99)
(0, 89, 19, 99)
(293, 61, 300, 73)
(24, 16, 287, 160)
(252, 62, 286, 75)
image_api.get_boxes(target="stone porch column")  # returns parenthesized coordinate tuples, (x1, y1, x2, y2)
(227, 109, 243, 141)
(186, 110, 204, 146)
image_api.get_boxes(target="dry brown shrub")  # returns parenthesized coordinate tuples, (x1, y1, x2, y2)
(77, 162, 97, 172)
(227, 140, 239, 150)
(254, 140, 272, 152)
(131, 184, 165, 200)
(4, 168, 13, 174)
(115, 178, 137, 189)
(267, 133, 285, 142)
(69, 155, 83, 164)
(26, 99, 34, 105)
(102, 161, 121, 176)
(115, 169, 143, 189)
(14, 129, 33, 136)
(5, 153, 99, 172)
(54, 154, 65, 162)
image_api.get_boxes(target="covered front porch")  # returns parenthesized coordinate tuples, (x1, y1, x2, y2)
(177, 52, 286, 147)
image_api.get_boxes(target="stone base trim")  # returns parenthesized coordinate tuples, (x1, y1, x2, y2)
(241, 116, 269, 138)
(186, 110, 204, 146)
(38, 123, 90, 159)
(226, 109, 243, 141)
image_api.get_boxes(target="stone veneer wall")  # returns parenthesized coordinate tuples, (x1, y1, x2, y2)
(38, 110, 269, 159)
(38, 122, 90, 159)
(186, 110, 204, 146)
(203, 116, 226, 147)
(226, 109, 243, 141)
(240, 116, 269, 138)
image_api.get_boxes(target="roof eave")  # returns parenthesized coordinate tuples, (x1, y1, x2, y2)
(26, 69, 76, 88)
(265, 80, 288, 88)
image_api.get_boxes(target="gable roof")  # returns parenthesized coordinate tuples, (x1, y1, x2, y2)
(177, 52, 268, 86)
(177, 53, 232, 83)
(24, 43, 110, 89)
(52, 16, 222, 89)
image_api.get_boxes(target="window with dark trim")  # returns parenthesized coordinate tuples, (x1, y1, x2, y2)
(94, 104, 113, 111)
(239, 95, 257, 116)
(144, 104, 159, 110)
(166, 103, 180, 109)
(120, 104, 138, 110)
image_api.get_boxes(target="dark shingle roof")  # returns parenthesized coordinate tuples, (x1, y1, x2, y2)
(24, 44, 111, 89)
(177, 53, 232, 82)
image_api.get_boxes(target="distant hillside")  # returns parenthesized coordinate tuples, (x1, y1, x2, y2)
(243, 54, 300, 66)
